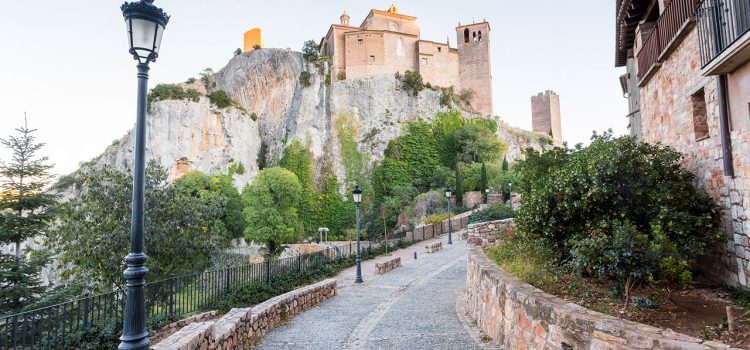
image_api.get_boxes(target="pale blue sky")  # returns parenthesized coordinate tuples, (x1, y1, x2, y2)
(0, 1, 627, 175)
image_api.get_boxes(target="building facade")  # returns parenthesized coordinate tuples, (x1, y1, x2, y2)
(531, 90, 563, 144)
(616, 0, 750, 288)
(320, 4, 493, 116)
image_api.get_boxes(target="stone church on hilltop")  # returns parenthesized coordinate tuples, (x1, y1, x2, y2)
(319, 4, 493, 116)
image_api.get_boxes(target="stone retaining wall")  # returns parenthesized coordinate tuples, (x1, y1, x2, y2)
(465, 219, 515, 246)
(425, 242, 443, 253)
(375, 257, 401, 274)
(465, 246, 736, 350)
(152, 279, 336, 350)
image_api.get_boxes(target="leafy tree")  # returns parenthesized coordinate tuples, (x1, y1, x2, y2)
(200, 68, 214, 90)
(281, 140, 318, 235)
(384, 121, 440, 192)
(456, 120, 505, 163)
(242, 167, 302, 255)
(48, 163, 228, 290)
(0, 119, 55, 313)
(302, 40, 320, 61)
(319, 176, 354, 239)
(515, 132, 723, 303)
(432, 110, 465, 168)
(174, 170, 245, 239)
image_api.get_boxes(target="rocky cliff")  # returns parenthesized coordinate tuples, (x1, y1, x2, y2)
(90, 48, 550, 189)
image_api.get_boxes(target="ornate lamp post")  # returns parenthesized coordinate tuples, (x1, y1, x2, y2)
(119, 1, 169, 349)
(445, 188, 453, 245)
(485, 187, 490, 204)
(508, 181, 513, 205)
(353, 186, 363, 284)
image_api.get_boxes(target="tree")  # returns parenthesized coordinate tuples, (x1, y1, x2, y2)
(174, 170, 245, 240)
(402, 70, 424, 96)
(456, 120, 505, 163)
(242, 167, 303, 256)
(0, 119, 55, 313)
(319, 176, 354, 239)
(302, 40, 320, 61)
(47, 163, 227, 290)
(281, 140, 318, 235)
(200, 68, 214, 90)
(455, 165, 464, 207)
(234, 48, 242, 56)
(501, 155, 509, 172)
(480, 162, 488, 200)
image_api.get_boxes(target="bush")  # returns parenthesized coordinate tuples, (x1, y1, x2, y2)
(208, 90, 232, 108)
(402, 70, 424, 96)
(253, 44, 262, 50)
(424, 213, 448, 225)
(302, 40, 320, 61)
(186, 88, 200, 102)
(299, 71, 311, 87)
(469, 204, 514, 224)
(234, 48, 242, 56)
(325, 74, 331, 86)
(337, 70, 346, 80)
(515, 132, 723, 304)
(250, 112, 258, 121)
(186, 77, 196, 84)
(148, 84, 186, 109)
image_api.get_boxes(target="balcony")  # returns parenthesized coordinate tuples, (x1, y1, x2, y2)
(636, 0, 698, 84)
(697, 0, 750, 74)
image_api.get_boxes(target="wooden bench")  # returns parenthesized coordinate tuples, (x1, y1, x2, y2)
(425, 242, 443, 253)
(374, 257, 401, 275)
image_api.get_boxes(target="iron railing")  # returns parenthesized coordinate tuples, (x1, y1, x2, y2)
(0, 216, 462, 350)
(636, 0, 698, 80)
(697, 0, 750, 67)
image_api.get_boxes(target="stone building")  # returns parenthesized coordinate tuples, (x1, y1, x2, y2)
(615, 0, 750, 288)
(319, 4, 493, 116)
(531, 90, 562, 144)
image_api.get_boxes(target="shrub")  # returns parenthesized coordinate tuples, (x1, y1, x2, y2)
(402, 70, 424, 96)
(299, 71, 311, 87)
(250, 112, 258, 121)
(148, 84, 186, 103)
(337, 70, 346, 80)
(234, 48, 242, 56)
(469, 204, 514, 224)
(302, 40, 320, 61)
(253, 44, 262, 50)
(424, 213, 448, 225)
(325, 74, 331, 86)
(208, 90, 232, 108)
(186, 77, 196, 84)
(200, 68, 214, 89)
(515, 132, 723, 304)
(186, 88, 200, 102)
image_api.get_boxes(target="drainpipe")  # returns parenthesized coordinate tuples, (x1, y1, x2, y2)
(716, 74, 734, 177)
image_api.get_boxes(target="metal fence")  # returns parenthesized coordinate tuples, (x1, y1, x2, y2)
(0, 251, 333, 350)
(0, 214, 463, 349)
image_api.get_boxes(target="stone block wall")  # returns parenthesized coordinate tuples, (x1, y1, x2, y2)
(465, 219, 516, 246)
(375, 257, 401, 274)
(638, 27, 750, 288)
(152, 279, 337, 350)
(465, 246, 735, 350)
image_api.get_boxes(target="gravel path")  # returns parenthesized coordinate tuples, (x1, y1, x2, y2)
(255, 233, 490, 350)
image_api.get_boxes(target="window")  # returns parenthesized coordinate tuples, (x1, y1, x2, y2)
(389, 22, 399, 31)
(691, 89, 709, 140)
(478, 31, 482, 42)
(473, 32, 477, 42)
(437, 47, 442, 52)
(464, 28, 470, 43)
(370, 55, 375, 62)
(396, 38, 404, 56)
(357, 39, 363, 45)
(422, 58, 428, 65)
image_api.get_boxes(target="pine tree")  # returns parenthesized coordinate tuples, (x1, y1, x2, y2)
(455, 164, 464, 208)
(501, 155, 509, 172)
(480, 162, 488, 201)
(0, 118, 55, 313)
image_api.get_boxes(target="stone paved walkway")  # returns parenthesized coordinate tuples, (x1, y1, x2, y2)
(256, 233, 494, 350)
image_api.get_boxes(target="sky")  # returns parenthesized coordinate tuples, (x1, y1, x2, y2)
(0, 0, 628, 176)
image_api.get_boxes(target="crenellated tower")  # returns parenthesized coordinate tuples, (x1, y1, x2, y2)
(456, 21, 493, 116)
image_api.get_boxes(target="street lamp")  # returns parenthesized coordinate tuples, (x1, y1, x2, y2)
(485, 187, 490, 204)
(353, 186, 363, 284)
(445, 188, 453, 245)
(119, 1, 169, 349)
(508, 181, 513, 205)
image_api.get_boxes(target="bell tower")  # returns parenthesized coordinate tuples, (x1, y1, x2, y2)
(456, 21, 493, 116)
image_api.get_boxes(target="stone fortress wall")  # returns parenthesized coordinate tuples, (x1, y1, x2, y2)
(531, 90, 562, 145)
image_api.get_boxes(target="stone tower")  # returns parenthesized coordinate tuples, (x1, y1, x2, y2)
(456, 21, 493, 116)
(531, 90, 562, 144)
(243, 28, 263, 52)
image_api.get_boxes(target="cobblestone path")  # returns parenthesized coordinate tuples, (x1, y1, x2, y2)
(256, 233, 494, 350)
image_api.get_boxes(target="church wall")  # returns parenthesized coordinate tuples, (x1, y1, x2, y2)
(360, 12, 420, 36)
(418, 41, 460, 88)
(344, 31, 388, 80)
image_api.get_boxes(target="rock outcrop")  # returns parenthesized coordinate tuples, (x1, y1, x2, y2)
(88, 48, 550, 189)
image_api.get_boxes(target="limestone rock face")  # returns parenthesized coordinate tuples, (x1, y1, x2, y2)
(95, 98, 260, 187)
(89, 48, 549, 189)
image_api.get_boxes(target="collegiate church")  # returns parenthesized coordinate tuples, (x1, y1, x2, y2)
(319, 4, 494, 116)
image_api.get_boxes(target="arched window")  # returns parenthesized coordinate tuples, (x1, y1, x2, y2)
(478, 31, 482, 42)
(396, 37, 404, 56)
(389, 22, 399, 31)
(464, 28, 470, 43)
(473, 32, 477, 42)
